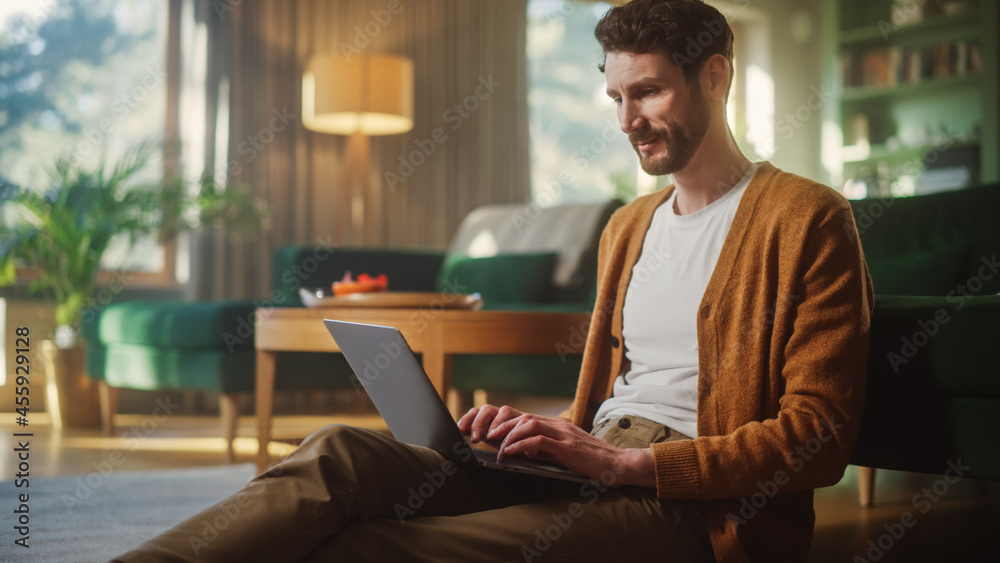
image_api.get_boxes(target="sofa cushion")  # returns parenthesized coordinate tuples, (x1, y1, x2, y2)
(866, 242, 970, 296)
(436, 252, 559, 306)
(86, 343, 256, 392)
(445, 200, 622, 291)
(81, 300, 256, 349)
(86, 345, 358, 392)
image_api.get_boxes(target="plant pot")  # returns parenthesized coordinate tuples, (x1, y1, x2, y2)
(41, 340, 102, 429)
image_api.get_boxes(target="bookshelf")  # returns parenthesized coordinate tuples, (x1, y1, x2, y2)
(822, 0, 998, 197)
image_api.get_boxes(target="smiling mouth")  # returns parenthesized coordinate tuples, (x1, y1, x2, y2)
(635, 138, 660, 152)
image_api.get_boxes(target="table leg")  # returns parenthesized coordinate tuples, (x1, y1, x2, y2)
(421, 324, 452, 400)
(255, 349, 277, 472)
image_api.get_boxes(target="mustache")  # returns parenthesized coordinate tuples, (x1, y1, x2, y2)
(628, 127, 666, 145)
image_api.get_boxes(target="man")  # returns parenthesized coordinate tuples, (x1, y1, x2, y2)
(115, 1, 871, 561)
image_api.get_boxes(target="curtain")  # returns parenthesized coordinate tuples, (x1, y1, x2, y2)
(179, 0, 530, 300)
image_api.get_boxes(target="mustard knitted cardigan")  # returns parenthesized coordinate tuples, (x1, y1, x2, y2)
(564, 163, 874, 562)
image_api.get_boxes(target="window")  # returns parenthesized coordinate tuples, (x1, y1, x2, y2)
(527, 0, 644, 205)
(0, 0, 170, 281)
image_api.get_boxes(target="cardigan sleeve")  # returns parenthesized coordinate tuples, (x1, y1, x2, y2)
(651, 203, 874, 500)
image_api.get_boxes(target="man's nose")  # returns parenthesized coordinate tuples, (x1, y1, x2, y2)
(619, 102, 645, 134)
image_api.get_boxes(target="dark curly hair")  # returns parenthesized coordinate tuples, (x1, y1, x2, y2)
(595, 0, 734, 86)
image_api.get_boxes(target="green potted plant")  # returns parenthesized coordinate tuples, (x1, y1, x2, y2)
(0, 142, 269, 426)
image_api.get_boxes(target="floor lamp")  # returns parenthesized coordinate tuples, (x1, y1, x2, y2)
(302, 53, 414, 244)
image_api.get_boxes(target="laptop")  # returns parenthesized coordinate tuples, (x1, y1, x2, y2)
(323, 319, 591, 483)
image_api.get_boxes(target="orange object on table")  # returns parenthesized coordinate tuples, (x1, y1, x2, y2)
(332, 272, 389, 296)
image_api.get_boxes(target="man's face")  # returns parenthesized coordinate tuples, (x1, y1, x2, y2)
(604, 51, 711, 176)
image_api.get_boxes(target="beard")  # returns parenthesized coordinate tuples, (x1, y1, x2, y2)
(629, 85, 711, 176)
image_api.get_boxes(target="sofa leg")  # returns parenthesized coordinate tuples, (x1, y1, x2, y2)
(858, 466, 876, 507)
(98, 381, 118, 437)
(220, 393, 240, 462)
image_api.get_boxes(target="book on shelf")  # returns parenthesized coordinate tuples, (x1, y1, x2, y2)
(841, 41, 981, 89)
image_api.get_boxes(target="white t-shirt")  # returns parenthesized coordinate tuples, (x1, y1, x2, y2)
(593, 164, 759, 438)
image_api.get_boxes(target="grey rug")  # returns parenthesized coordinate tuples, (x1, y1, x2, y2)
(0, 463, 257, 563)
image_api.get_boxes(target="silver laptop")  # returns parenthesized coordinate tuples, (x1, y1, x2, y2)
(323, 319, 590, 483)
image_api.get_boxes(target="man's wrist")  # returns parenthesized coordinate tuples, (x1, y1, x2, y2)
(620, 447, 656, 488)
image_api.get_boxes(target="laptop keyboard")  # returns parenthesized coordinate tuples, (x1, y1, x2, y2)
(473, 448, 511, 465)
(473, 448, 568, 471)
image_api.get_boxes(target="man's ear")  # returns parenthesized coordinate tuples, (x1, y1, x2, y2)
(699, 54, 731, 101)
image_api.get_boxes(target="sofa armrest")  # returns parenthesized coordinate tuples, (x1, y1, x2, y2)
(866, 294, 1000, 393)
(853, 294, 1000, 479)
(271, 246, 446, 307)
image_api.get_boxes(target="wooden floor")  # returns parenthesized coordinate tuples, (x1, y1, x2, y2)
(2, 406, 997, 562)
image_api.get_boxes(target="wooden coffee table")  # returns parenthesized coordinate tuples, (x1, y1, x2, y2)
(255, 307, 591, 469)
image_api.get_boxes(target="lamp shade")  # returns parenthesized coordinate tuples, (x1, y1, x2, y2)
(302, 53, 414, 136)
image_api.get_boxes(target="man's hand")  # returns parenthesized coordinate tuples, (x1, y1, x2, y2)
(457, 405, 656, 488)
(457, 404, 525, 446)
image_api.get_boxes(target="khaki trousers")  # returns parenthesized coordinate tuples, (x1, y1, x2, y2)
(117, 416, 714, 562)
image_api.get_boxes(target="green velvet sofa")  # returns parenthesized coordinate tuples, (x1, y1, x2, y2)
(81, 299, 356, 460)
(847, 183, 1000, 501)
(83, 200, 622, 458)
